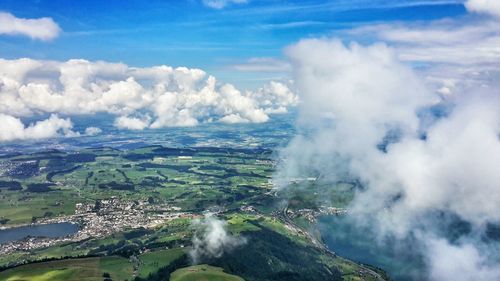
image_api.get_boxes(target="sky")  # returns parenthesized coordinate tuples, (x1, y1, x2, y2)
(0, 0, 498, 141)
(2, 0, 499, 138)
(0, 0, 467, 87)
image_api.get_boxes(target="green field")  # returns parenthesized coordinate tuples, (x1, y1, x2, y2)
(0, 211, 385, 281)
(0, 146, 383, 281)
(0, 256, 133, 281)
(0, 146, 274, 226)
(170, 265, 244, 281)
(226, 214, 261, 234)
(138, 248, 186, 278)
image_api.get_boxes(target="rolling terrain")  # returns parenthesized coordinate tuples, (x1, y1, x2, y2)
(0, 146, 387, 281)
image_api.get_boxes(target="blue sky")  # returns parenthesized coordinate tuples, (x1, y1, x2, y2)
(0, 0, 466, 88)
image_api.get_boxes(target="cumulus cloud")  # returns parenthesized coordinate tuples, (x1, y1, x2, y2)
(84, 127, 102, 136)
(0, 12, 61, 41)
(189, 215, 246, 264)
(276, 38, 500, 280)
(0, 114, 81, 142)
(219, 113, 249, 124)
(202, 0, 248, 9)
(249, 81, 298, 114)
(114, 115, 151, 130)
(0, 58, 298, 138)
(466, 0, 500, 18)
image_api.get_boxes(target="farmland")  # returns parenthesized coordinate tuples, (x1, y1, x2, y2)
(0, 145, 386, 281)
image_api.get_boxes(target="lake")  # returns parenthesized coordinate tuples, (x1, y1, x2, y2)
(318, 215, 426, 281)
(0, 222, 79, 244)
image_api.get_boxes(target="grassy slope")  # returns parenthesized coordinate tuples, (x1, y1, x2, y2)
(170, 265, 244, 281)
(100, 256, 134, 281)
(0, 215, 385, 281)
(0, 256, 132, 281)
(138, 248, 186, 278)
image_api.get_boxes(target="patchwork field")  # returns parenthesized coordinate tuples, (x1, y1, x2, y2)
(0, 146, 274, 226)
(0, 146, 384, 281)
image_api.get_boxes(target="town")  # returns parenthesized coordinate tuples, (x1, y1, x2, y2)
(0, 197, 196, 256)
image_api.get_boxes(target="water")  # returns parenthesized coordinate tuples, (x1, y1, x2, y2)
(0, 223, 79, 244)
(318, 215, 426, 281)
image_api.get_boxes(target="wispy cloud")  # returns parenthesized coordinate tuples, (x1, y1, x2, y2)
(0, 12, 61, 41)
(215, 0, 464, 17)
(343, 0, 500, 94)
(350, 19, 500, 65)
(229, 57, 291, 72)
(202, 0, 248, 9)
(256, 21, 326, 30)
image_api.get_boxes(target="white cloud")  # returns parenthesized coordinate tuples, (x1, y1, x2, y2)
(0, 12, 61, 41)
(427, 239, 500, 281)
(276, 38, 500, 280)
(346, 0, 500, 84)
(202, 0, 248, 9)
(84, 127, 102, 136)
(466, 0, 500, 18)
(189, 215, 246, 264)
(347, 15, 500, 98)
(219, 113, 248, 124)
(275, 5, 500, 277)
(350, 20, 500, 66)
(0, 58, 298, 136)
(219, 84, 270, 123)
(249, 81, 298, 113)
(114, 115, 151, 130)
(0, 114, 78, 142)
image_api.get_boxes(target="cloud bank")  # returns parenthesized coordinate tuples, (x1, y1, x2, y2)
(189, 215, 246, 264)
(0, 12, 61, 41)
(0, 58, 297, 142)
(276, 38, 500, 280)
